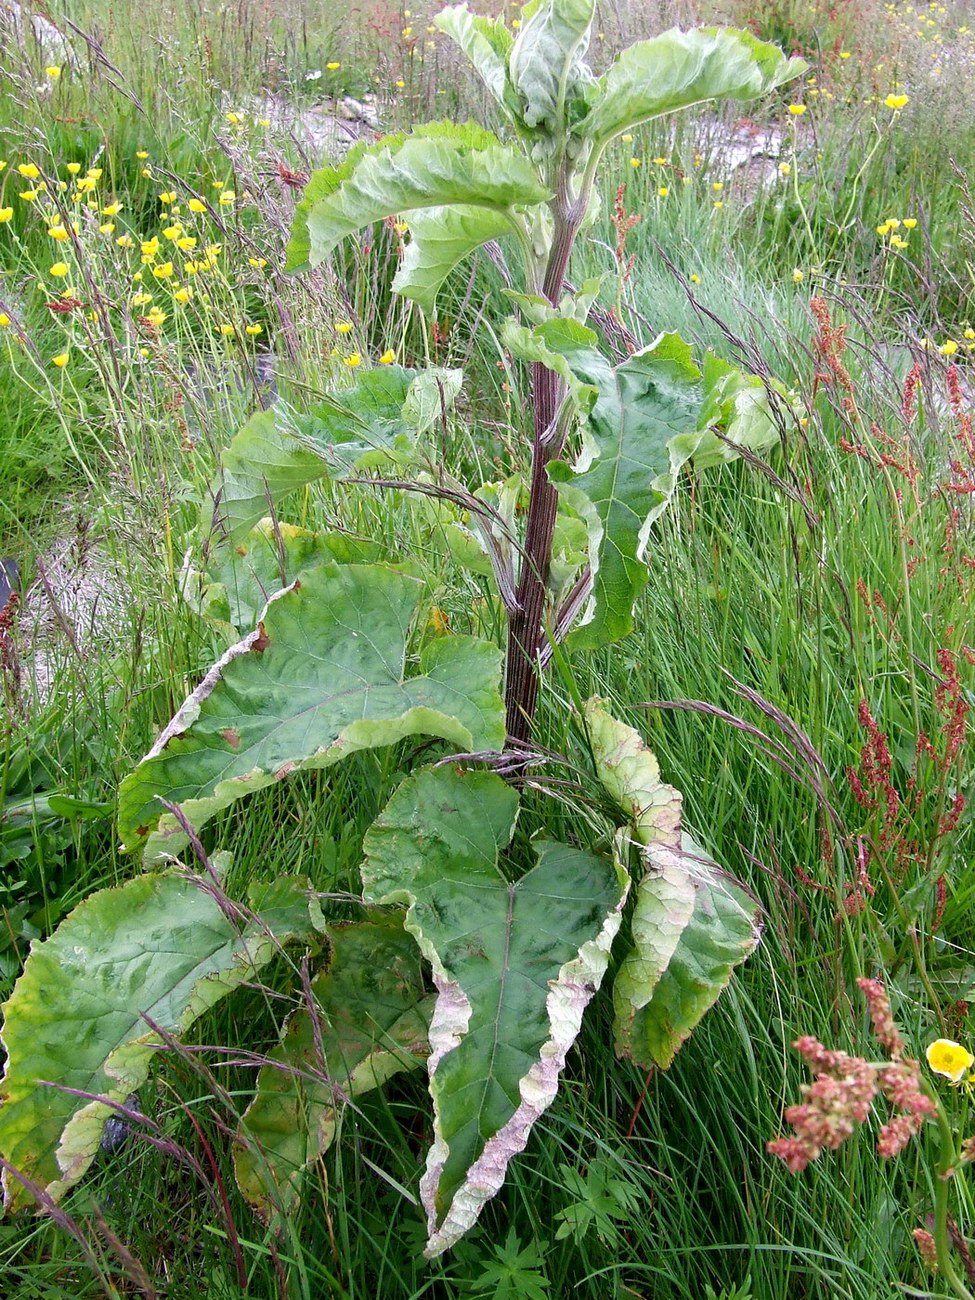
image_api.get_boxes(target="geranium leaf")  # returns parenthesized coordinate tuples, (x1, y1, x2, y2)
(118, 563, 505, 862)
(361, 765, 627, 1256)
(234, 917, 432, 1218)
(0, 872, 320, 1213)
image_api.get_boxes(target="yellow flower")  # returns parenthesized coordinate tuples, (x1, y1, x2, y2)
(17, 163, 40, 179)
(177, 236, 196, 251)
(903, 217, 918, 228)
(840, 50, 851, 57)
(0, 208, 12, 222)
(259, 117, 271, 126)
(778, 162, 791, 176)
(218, 190, 235, 206)
(173, 287, 192, 303)
(248, 257, 268, 269)
(152, 261, 174, 279)
(885, 93, 910, 109)
(335, 321, 354, 334)
(132, 292, 153, 306)
(689, 273, 700, 284)
(326, 61, 341, 69)
(395, 79, 405, 88)
(712, 181, 724, 191)
(19, 189, 37, 201)
(51, 352, 69, 367)
(48, 226, 69, 240)
(787, 103, 807, 115)
(46, 65, 62, 78)
(159, 191, 177, 204)
(713, 199, 724, 209)
(629, 157, 640, 168)
(66, 162, 81, 175)
(76, 177, 96, 192)
(141, 168, 153, 178)
(102, 201, 121, 216)
(378, 349, 396, 364)
(344, 352, 362, 367)
(793, 269, 805, 282)
(218, 323, 236, 335)
(926, 1039, 974, 1082)
(87, 167, 102, 180)
(136, 150, 149, 159)
(244, 322, 262, 335)
(99, 222, 115, 234)
(116, 233, 134, 248)
(658, 186, 669, 197)
(49, 261, 69, 277)
(162, 224, 183, 240)
(141, 237, 159, 256)
(890, 235, 909, 249)
(964, 328, 975, 340)
(226, 111, 242, 126)
(0, 313, 9, 326)
(652, 156, 668, 166)
(188, 198, 207, 212)
(184, 260, 199, 275)
(939, 340, 958, 355)
(621, 133, 633, 143)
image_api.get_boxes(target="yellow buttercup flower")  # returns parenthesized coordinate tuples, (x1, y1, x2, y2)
(101, 201, 121, 216)
(926, 1039, 974, 1082)
(66, 162, 81, 175)
(173, 287, 193, 303)
(658, 186, 669, 197)
(48, 226, 69, 240)
(335, 321, 354, 334)
(903, 217, 918, 228)
(248, 257, 268, 269)
(939, 340, 958, 355)
(46, 65, 61, 78)
(136, 150, 149, 159)
(49, 261, 69, 277)
(787, 103, 807, 115)
(159, 191, 177, 204)
(885, 93, 910, 109)
(218, 323, 236, 336)
(629, 157, 640, 168)
(0, 208, 12, 222)
(188, 198, 207, 212)
(793, 269, 804, 282)
(244, 323, 262, 335)
(131, 292, 153, 306)
(116, 234, 134, 248)
(378, 349, 396, 364)
(218, 190, 235, 206)
(162, 225, 183, 240)
(152, 262, 174, 279)
(0, 313, 10, 326)
(99, 222, 115, 234)
(52, 352, 70, 367)
(17, 163, 40, 179)
(344, 353, 362, 367)
(19, 189, 37, 201)
(326, 61, 341, 70)
(177, 236, 196, 251)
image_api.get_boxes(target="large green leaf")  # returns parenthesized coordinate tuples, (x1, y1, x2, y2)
(304, 135, 550, 267)
(581, 27, 805, 149)
(546, 328, 705, 650)
(183, 519, 387, 642)
(235, 918, 432, 1218)
(584, 701, 762, 1070)
(393, 205, 513, 312)
(118, 563, 505, 862)
(361, 765, 627, 1256)
(215, 366, 463, 542)
(627, 843, 762, 1070)
(0, 872, 320, 1213)
(507, 0, 597, 141)
(583, 702, 694, 1058)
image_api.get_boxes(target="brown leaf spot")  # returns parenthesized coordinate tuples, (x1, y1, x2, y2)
(252, 622, 271, 652)
(273, 761, 296, 781)
(221, 727, 241, 749)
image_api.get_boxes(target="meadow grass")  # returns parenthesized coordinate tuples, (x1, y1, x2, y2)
(0, 0, 974, 1297)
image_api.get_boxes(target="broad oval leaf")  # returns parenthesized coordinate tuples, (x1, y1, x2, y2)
(234, 917, 432, 1218)
(118, 563, 505, 862)
(0, 872, 320, 1213)
(304, 135, 550, 267)
(215, 366, 462, 542)
(582, 27, 806, 149)
(361, 765, 627, 1256)
(508, 0, 597, 139)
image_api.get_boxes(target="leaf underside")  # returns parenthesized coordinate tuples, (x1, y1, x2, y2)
(361, 765, 627, 1256)
(118, 562, 505, 862)
(0, 872, 320, 1213)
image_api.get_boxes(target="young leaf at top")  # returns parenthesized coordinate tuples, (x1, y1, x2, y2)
(580, 27, 806, 150)
(361, 765, 628, 1256)
(235, 917, 433, 1219)
(0, 872, 320, 1213)
(507, 0, 597, 146)
(118, 563, 505, 862)
(434, 6, 520, 125)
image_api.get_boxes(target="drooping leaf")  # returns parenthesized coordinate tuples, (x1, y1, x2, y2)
(361, 765, 627, 1256)
(627, 842, 763, 1070)
(507, 0, 597, 141)
(676, 352, 785, 470)
(234, 917, 432, 1218)
(183, 519, 387, 642)
(545, 329, 705, 650)
(118, 563, 505, 862)
(393, 205, 513, 313)
(304, 135, 550, 267)
(286, 122, 501, 272)
(0, 872, 320, 1213)
(583, 702, 694, 1058)
(581, 27, 806, 149)
(214, 366, 462, 542)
